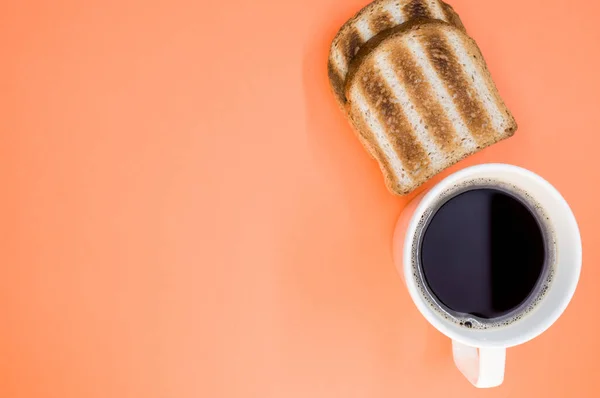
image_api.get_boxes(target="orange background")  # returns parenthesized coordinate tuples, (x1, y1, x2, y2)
(1, 0, 599, 396)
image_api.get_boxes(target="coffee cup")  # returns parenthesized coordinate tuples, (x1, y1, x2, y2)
(393, 164, 582, 387)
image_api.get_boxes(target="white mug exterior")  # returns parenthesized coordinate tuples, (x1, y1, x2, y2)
(392, 164, 582, 387)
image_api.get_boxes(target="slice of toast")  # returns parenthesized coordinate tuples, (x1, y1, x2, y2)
(345, 20, 517, 195)
(328, 0, 464, 107)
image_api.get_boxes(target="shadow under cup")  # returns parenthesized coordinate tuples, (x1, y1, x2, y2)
(393, 164, 582, 348)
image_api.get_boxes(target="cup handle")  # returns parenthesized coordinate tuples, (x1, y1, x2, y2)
(452, 340, 506, 388)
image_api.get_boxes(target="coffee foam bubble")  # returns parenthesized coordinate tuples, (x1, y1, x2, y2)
(410, 178, 557, 330)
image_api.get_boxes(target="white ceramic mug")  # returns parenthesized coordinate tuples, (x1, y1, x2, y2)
(392, 164, 582, 388)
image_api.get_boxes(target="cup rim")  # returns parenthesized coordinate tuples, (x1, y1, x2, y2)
(402, 163, 582, 347)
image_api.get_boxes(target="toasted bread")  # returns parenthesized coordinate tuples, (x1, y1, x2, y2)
(328, 0, 464, 106)
(345, 21, 517, 195)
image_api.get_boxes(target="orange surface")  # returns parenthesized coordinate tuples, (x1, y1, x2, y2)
(1, 0, 600, 396)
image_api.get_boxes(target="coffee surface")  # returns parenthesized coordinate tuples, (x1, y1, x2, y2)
(420, 188, 546, 320)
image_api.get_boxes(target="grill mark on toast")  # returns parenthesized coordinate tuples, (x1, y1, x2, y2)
(338, 28, 364, 76)
(346, 28, 364, 61)
(328, 62, 346, 104)
(419, 31, 493, 145)
(426, 0, 447, 19)
(358, 65, 431, 177)
(386, 44, 459, 154)
(376, 53, 445, 170)
(444, 29, 512, 134)
(403, 34, 477, 150)
(403, 0, 432, 20)
(350, 88, 413, 190)
(370, 10, 396, 32)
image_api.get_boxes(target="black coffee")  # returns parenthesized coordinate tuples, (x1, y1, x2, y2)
(420, 188, 546, 320)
